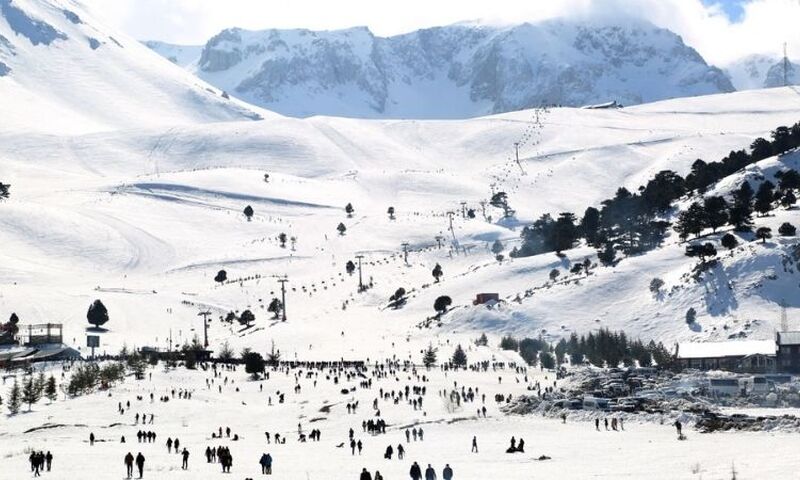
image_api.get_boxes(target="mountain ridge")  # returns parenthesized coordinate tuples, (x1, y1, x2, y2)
(146, 19, 735, 119)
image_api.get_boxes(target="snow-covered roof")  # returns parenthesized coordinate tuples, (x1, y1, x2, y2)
(777, 332, 800, 346)
(677, 340, 776, 359)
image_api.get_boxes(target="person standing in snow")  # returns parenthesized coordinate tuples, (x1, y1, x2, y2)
(360, 467, 373, 480)
(471, 436, 478, 453)
(181, 448, 189, 470)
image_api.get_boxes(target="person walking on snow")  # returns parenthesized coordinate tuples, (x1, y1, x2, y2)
(425, 463, 437, 480)
(410, 461, 422, 480)
(443, 464, 453, 480)
(124, 452, 134, 479)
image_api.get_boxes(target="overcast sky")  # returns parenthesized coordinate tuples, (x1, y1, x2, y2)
(81, 0, 800, 65)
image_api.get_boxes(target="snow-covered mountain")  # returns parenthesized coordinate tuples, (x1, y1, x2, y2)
(146, 20, 734, 119)
(725, 54, 800, 90)
(0, 0, 263, 134)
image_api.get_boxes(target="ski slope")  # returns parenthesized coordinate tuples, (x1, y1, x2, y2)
(2, 87, 800, 361)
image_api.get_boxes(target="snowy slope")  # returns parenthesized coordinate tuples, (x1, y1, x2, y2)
(0, 0, 264, 134)
(2, 87, 800, 360)
(145, 19, 734, 119)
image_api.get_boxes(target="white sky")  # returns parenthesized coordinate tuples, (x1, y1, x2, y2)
(80, 0, 800, 65)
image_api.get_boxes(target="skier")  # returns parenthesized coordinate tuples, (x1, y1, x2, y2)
(397, 444, 405, 460)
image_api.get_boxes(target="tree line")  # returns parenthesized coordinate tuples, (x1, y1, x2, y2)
(509, 122, 800, 264)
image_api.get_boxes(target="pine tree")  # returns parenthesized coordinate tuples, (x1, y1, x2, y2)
(780, 190, 797, 209)
(597, 242, 616, 266)
(22, 375, 40, 411)
(45, 375, 58, 403)
(756, 226, 772, 243)
(491, 239, 504, 255)
(432, 263, 443, 282)
(754, 181, 775, 216)
(422, 344, 438, 368)
(779, 222, 796, 236)
(34, 372, 46, 399)
(7, 378, 21, 414)
(451, 344, 467, 367)
(703, 196, 729, 232)
(674, 202, 705, 239)
(337, 222, 347, 235)
(243, 205, 254, 221)
(345, 203, 354, 217)
(729, 182, 754, 231)
(721, 233, 738, 249)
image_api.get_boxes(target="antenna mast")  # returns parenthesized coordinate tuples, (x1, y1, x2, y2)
(784, 42, 789, 87)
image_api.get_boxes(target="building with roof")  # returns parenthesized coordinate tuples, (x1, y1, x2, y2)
(675, 340, 776, 373)
(777, 331, 800, 373)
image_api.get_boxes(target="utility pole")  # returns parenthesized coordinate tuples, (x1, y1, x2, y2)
(784, 42, 789, 87)
(446, 211, 457, 244)
(277, 276, 288, 322)
(479, 200, 487, 221)
(401, 242, 410, 265)
(514, 141, 525, 175)
(355, 254, 365, 292)
(460, 201, 467, 218)
(198, 310, 211, 347)
(434, 235, 444, 249)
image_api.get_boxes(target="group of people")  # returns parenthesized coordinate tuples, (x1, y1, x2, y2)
(594, 417, 625, 431)
(407, 461, 455, 480)
(28, 451, 53, 476)
(135, 430, 157, 443)
(123, 452, 146, 479)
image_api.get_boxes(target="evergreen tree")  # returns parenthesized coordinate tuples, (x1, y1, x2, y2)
(540, 352, 556, 369)
(345, 260, 356, 275)
(422, 344, 438, 368)
(685, 307, 697, 325)
(8, 378, 21, 414)
(87, 299, 109, 329)
(432, 263, 443, 282)
(729, 182, 755, 231)
(243, 205, 254, 221)
(597, 242, 616, 266)
(45, 375, 57, 403)
(433, 295, 452, 316)
(239, 309, 256, 327)
(703, 196, 729, 232)
(214, 269, 227, 284)
(22, 375, 40, 411)
(337, 222, 347, 235)
(491, 239, 504, 255)
(475, 333, 489, 346)
(218, 341, 234, 363)
(721, 233, 738, 250)
(580, 206, 601, 246)
(549, 269, 560, 282)
(267, 298, 283, 319)
(243, 351, 265, 379)
(780, 190, 797, 208)
(0, 182, 9, 200)
(754, 181, 775, 216)
(345, 203, 354, 217)
(779, 222, 796, 236)
(779, 169, 800, 191)
(387, 206, 395, 220)
(756, 226, 772, 243)
(451, 344, 467, 367)
(552, 212, 578, 253)
(278, 232, 288, 248)
(674, 202, 705, 239)
(499, 336, 519, 351)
